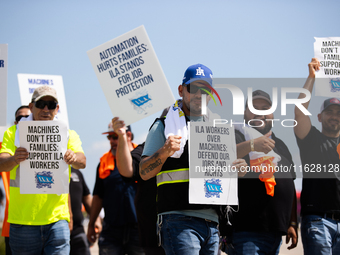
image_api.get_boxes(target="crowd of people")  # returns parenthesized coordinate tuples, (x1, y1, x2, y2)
(0, 57, 339, 255)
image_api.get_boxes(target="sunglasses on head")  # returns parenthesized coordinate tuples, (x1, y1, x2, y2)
(184, 84, 211, 95)
(15, 115, 29, 123)
(107, 134, 118, 140)
(34, 100, 58, 110)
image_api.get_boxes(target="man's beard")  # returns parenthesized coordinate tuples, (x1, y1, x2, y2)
(185, 99, 201, 115)
(111, 148, 116, 156)
(323, 121, 340, 135)
(247, 120, 272, 135)
(255, 124, 272, 135)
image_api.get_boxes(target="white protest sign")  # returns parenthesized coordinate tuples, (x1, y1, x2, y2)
(189, 122, 238, 205)
(87, 25, 175, 126)
(17, 74, 69, 127)
(18, 120, 69, 194)
(314, 37, 340, 97)
(0, 127, 8, 142)
(0, 44, 8, 126)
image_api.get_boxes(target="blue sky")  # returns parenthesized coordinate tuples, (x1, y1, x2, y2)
(1, 0, 339, 191)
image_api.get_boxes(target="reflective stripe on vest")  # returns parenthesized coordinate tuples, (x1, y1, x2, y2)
(156, 168, 189, 186)
(9, 165, 20, 188)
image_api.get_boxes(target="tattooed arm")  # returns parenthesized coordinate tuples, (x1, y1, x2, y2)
(139, 135, 181, 180)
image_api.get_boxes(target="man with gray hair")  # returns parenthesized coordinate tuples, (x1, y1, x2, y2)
(0, 85, 86, 254)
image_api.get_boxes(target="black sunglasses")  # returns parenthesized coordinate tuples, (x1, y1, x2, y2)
(184, 84, 211, 95)
(107, 134, 118, 140)
(34, 100, 58, 110)
(15, 115, 29, 123)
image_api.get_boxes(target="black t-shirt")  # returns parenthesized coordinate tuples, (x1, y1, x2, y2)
(132, 143, 159, 247)
(296, 126, 340, 215)
(70, 168, 90, 237)
(233, 130, 296, 235)
(93, 150, 138, 228)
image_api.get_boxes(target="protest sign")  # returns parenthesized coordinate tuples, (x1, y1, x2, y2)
(17, 74, 69, 127)
(87, 25, 175, 126)
(314, 37, 340, 97)
(0, 44, 8, 126)
(18, 120, 69, 194)
(189, 122, 238, 205)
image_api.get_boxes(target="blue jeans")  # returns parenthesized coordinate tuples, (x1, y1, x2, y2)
(98, 224, 145, 255)
(9, 220, 70, 255)
(159, 214, 219, 255)
(225, 231, 282, 255)
(301, 214, 340, 255)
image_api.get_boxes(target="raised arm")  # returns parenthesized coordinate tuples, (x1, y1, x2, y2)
(294, 58, 320, 140)
(112, 117, 133, 178)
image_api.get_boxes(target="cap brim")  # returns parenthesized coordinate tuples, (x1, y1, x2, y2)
(321, 103, 340, 113)
(102, 131, 116, 135)
(34, 95, 58, 103)
(185, 78, 212, 86)
(252, 95, 272, 105)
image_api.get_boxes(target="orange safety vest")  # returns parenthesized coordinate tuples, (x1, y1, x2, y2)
(99, 143, 138, 179)
(0, 142, 10, 237)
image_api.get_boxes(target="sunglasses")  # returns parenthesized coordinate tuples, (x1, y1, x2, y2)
(184, 84, 211, 95)
(107, 134, 118, 140)
(34, 100, 58, 110)
(15, 115, 29, 123)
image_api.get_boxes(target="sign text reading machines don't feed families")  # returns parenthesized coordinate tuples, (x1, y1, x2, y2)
(19, 121, 69, 194)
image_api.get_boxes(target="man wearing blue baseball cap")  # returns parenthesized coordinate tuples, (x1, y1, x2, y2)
(140, 64, 246, 255)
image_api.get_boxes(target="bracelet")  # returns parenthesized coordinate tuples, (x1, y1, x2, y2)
(250, 139, 255, 152)
(290, 221, 298, 227)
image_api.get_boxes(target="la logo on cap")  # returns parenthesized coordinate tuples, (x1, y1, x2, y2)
(330, 98, 340, 104)
(196, 67, 205, 76)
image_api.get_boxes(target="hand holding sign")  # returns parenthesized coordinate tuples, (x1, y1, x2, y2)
(308, 58, 321, 78)
(112, 117, 126, 136)
(64, 149, 77, 165)
(163, 135, 181, 157)
(13, 147, 29, 165)
(232, 159, 247, 177)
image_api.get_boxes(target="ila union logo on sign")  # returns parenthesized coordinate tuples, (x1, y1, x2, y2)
(205, 179, 222, 199)
(130, 89, 152, 115)
(35, 171, 54, 189)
